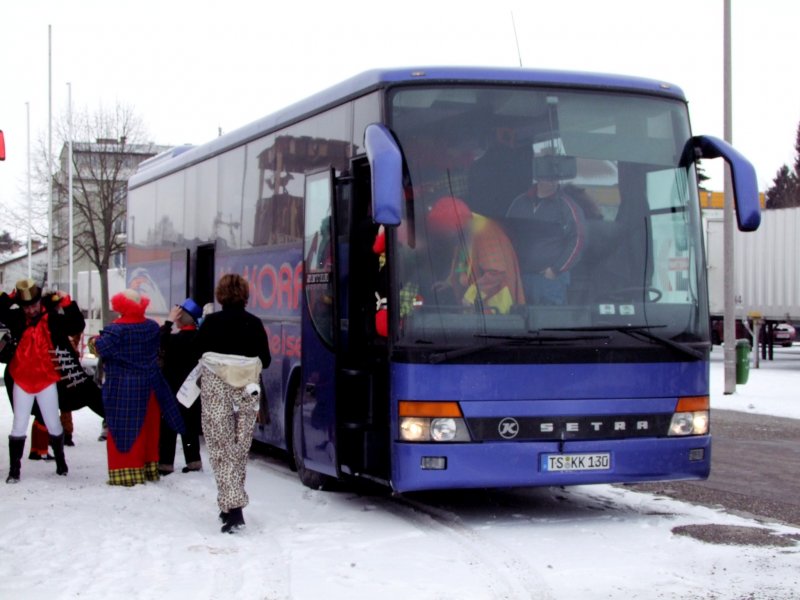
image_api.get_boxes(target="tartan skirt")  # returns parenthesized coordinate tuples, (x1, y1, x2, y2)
(106, 393, 161, 486)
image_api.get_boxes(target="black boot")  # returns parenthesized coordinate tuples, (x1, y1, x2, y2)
(6, 436, 25, 484)
(221, 507, 244, 534)
(49, 433, 69, 476)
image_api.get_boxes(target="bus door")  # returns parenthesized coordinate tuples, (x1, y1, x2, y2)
(298, 168, 340, 480)
(193, 243, 216, 307)
(169, 249, 189, 306)
(335, 158, 390, 482)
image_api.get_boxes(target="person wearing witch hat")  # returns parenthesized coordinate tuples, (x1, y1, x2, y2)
(91, 289, 185, 486)
(0, 279, 83, 483)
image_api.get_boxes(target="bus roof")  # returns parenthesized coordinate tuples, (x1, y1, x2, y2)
(129, 66, 686, 189)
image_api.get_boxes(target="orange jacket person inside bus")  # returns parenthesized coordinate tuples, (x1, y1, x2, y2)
(426, 196, 524, 314)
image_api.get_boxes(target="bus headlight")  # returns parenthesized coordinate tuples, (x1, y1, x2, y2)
(668, 412, 706, 435)
(668, 396, 710, 436)
(431, 418, 458, 441)
(398, 401, 472, 442)
(400, 418, 429, 442)
(399, 417, 471, 442)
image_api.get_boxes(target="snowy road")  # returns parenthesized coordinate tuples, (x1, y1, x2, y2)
(3, 346, 800, 600)
(633, 408, 800, 528)
(2, 401, 799, 600)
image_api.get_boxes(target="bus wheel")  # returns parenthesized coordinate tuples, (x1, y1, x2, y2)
(291, 387, 334, 490)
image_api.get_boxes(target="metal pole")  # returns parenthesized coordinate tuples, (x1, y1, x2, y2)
(511, 11, 523, 67)
(26, 101, 32, 278)
(68, 82, 74, 298)
(722, 0, 736, 394)
(47, 24, 53, 288)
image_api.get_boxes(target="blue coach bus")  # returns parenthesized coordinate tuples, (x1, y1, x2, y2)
(126, 67, 759, 492)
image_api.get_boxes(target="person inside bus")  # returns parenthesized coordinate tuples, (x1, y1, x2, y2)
(467, 127, 533, 218)
(505, 151, 587, 305)
(426, 196, 525, 314)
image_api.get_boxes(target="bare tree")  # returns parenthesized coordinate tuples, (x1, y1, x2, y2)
(46, 103, 164, 324)
(0, 230, 23, 253)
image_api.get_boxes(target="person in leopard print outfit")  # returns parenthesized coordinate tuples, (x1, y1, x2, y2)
(193, 274, 270, 533)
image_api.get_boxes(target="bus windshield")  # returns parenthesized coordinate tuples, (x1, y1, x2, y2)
(387, 85, 708, 360)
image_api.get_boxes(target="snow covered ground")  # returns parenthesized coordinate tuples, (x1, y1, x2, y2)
(1, 345, 799, 600)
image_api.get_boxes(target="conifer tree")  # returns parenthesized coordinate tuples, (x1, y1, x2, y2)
(765, 121, 800, 208)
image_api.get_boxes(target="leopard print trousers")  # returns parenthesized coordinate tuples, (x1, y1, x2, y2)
(200, 369, 260, 513)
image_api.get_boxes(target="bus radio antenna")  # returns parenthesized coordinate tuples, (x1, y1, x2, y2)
(511, 11, 523, 67)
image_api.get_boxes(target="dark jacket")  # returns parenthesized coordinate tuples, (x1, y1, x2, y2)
(193, 305, 271, 368)
(159, 322, 199, 394)
(0, 291, 85, 364)
(506, 185, 586, 274)
(0, 292, 102, 415)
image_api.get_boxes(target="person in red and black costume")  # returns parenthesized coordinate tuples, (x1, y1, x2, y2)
(1, 279, 84, 483)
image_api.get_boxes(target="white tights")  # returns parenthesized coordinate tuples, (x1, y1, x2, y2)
(10, 383, 63, 438)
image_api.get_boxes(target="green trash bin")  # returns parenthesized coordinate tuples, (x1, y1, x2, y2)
(735, 338, 751, 384)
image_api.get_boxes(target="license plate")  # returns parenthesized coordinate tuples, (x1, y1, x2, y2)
(542, 452, 611, 472)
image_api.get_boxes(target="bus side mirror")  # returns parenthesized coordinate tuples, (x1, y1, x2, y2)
(691, 135, 760, 232)
(364, 123, 402, 226)
(0, 130, 5, 161)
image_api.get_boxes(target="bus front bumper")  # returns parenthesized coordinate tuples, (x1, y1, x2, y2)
(390, 435, 711, 493)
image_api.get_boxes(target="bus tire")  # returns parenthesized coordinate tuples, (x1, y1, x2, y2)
(291, 386, 334, 490)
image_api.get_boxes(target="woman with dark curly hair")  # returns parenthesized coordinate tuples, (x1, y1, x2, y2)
(193, 274, 270, 533)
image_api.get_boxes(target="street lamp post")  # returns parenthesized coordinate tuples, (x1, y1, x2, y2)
(68, 82, 74, 298)
(722, 0, 737, 394)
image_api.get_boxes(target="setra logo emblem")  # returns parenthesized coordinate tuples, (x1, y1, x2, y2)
(498, 417, 520, 439)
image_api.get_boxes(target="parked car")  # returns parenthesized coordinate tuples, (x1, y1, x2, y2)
(774, 323, 796, 347)
(709, 318, 751, 345)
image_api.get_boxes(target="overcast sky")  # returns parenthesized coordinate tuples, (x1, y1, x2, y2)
(2, 0, 798, 239)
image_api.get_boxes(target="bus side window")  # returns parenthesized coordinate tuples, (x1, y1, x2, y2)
(304, 172, 336, 347)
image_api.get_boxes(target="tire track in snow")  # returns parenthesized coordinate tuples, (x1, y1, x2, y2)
(384, 494, 558, 600)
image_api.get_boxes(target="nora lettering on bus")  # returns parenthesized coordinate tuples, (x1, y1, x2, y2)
(241, 261, 302, 311)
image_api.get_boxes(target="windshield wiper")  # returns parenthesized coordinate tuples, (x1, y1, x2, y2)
(475, 333, 611, 343)
(428, 332, 610, 364)
(537, 325, 707, 360)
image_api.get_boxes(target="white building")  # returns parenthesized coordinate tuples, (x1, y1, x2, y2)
(50, 137, 171, 296)
(0, 243, 47, 291)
